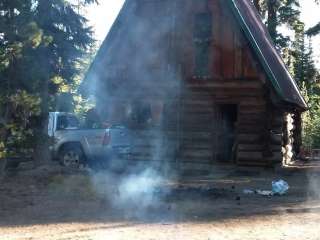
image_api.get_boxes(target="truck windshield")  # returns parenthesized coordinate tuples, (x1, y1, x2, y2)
(57, 115, 80, 130)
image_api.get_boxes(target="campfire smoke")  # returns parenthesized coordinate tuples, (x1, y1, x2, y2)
(85, 0, 189, 220)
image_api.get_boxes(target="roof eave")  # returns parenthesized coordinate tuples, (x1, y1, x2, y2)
(227, 0, 308, 111)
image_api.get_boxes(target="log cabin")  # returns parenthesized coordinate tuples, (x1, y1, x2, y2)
(83, 0, 308, 168)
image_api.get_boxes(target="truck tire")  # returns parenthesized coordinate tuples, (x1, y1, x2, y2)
(59, 144, 85, 168)
(5, 162, 19, 169)
(0, 158, 7, 179)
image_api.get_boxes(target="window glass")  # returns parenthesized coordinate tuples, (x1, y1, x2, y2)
(131, 101, 152, 125)
(57, 115, 80, 130)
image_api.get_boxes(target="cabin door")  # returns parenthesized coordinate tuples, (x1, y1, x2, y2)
(214, 104, 238, 162)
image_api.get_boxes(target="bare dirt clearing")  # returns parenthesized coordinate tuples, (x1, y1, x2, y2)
(1, 163, 320, 240)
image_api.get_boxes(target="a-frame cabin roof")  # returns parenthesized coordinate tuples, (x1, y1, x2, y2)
(85, 0, 307, 110)
(228, 0, 307, 110)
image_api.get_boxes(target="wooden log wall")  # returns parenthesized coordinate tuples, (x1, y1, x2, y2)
(104, 77, 287, 167)
(263, 108, 285, 165)
(96, 0, 289, 168)
(112, 85, 286, 167)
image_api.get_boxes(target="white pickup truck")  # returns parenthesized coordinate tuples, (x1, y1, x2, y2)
(48, 112, 131, 169)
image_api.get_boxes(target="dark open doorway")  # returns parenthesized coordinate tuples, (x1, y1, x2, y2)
(215, 104, 238, 162)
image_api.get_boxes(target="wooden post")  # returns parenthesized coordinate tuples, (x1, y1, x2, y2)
(293, 111, 302, 156)
(283, 113, 295, 165)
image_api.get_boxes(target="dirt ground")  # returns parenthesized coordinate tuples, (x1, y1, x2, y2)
(1, 162, 320, 240)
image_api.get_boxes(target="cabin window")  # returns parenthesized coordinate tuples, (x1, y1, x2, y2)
(193, 12, 212, 79)
(130, 101, 152, 126)
(127, 100, 165, 128)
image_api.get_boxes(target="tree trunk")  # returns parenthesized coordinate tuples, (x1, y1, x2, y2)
(293, 111, 302, 155)
(267, 0, 278, 42)
(33, 76, 50, 166)
(33, 0, 52, 166)
(253, 0, 262, 14)
(0, 110, 8, 179)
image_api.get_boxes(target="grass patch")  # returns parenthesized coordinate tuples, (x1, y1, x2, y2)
(47, 174, 100, 201)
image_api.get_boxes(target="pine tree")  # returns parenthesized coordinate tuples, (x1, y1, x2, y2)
(0, 0, 97, 162)
(304, 40, 317, 87)
(293, 23, 318, 91)
(0, 0, 39, 158)
(292, 23, 320, 147)
(253, 0, 301, 49)
(292, 22, 306, 87)
(252, 1, 320, 148)
(306, 0, 320, 36)
(306, 23, 320, 36)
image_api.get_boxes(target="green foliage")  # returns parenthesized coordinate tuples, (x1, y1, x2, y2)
(306, 1, 320, 36)
(253, 0, 320, 149)
(293, 27, 318, 88)
(306, 22, 320, 36)
(0, 0, 97, 160)
(0, 90, 41, 157)
(253, 0, 301, 49)
(302, 93, 320, 147)
(292, 23, 320, 147)
(301, 76, 320, 148)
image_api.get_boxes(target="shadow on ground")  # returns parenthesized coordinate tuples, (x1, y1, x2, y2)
(0, 162, 320, 228)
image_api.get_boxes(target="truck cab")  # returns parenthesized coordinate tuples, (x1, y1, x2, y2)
(48, 112, 131, 169)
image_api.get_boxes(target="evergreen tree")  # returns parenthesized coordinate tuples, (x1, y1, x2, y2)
(292, 22, 307, 87)
(253, 0, 320, 148)
(306, 22, 320, 36)
(291, 18, 320, 148)
(0, 0, 97, 162)
(0, 0, 40, 158)
(306, 0, 320, 36)
(253, 0, 301, 49)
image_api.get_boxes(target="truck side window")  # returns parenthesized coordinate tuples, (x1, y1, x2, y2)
(67, 116, 80, 129)
(57, 116, 68, 130)
(57, 115, 79, 130)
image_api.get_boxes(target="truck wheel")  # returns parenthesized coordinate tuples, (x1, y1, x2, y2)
(59, 145, 84, 168)
(5, 162, 20, 170)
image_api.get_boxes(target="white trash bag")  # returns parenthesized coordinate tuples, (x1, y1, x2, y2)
(272, 179, 289, 195)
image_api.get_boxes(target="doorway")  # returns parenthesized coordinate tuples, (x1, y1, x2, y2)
(214, 104, 238, 162)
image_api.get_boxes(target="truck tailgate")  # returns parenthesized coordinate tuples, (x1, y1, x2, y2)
(109, 126, 130, 148)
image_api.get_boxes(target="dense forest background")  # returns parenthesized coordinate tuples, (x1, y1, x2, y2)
(0, 0, 319, 162)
